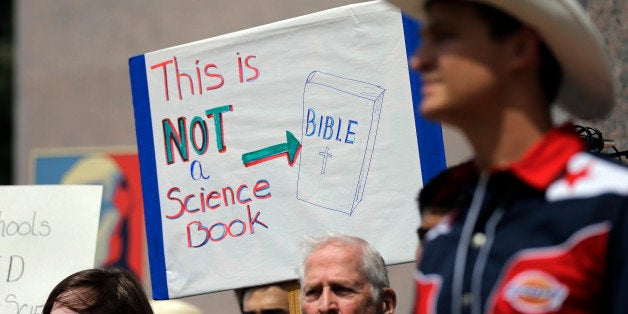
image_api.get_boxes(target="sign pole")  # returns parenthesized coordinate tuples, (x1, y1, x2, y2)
(287, 280, 302, 314)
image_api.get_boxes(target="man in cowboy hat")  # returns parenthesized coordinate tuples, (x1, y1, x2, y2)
(388, 0, 628, 313)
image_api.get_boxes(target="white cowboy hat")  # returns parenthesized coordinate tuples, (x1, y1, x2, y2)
(386, 0, 615, 120)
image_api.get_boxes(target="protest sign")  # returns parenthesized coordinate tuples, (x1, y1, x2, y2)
(129, 0, 445, 298)
(0, 185, 102, 313)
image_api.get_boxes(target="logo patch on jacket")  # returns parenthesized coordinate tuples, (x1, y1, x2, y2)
(504, 270, 568, 313)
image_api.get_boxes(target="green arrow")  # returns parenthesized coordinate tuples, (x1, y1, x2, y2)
(242, 131, 301, 167)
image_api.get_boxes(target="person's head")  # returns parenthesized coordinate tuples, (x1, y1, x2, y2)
(417, 173, 458, 242)
(391, 0, 614, 123)
(234, 283, 290, 314)
(415, 164, 475, 262)
(298, 234, 396, 314)
(411, 0, 560, 127)
(43, 267, 153, 314)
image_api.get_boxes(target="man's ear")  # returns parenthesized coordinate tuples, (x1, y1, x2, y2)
(508, 27, 541, 72)
(381, 287, 397, 314)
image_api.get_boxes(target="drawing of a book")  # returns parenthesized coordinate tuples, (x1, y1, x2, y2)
(296, 71, 385, 215)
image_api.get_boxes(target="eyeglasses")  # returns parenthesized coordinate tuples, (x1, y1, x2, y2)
(242, 309, 290, 314)
(417, 226, 429, 242)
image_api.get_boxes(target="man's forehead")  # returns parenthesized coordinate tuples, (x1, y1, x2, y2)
(244, 286, 289, 308)
(424, 0, 479, 19)
(304, 252, 365, 279)
(422, 2, 485, 30)
(304, 255, 362, 276)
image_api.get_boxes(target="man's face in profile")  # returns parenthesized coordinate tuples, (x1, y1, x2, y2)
(411, 0, 512, 125)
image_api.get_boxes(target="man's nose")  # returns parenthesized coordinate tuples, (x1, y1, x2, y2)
(317, 288, 338, 313)
(409, 43, 434, 73)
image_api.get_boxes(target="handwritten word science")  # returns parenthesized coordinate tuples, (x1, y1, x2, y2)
(166, 179, 272, 248)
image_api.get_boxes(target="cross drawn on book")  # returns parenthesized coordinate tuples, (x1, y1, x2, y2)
(318, 147, 333, 174)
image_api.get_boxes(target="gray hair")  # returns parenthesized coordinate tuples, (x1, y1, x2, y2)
(297, 233, 389, 301)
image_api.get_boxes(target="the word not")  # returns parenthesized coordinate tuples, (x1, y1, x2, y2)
(166, 179, 271, 219)
(0, 211, 51, 237)
(186, 204, 268, 247)
(4, 294, 43, 314)
(162, 105, 233, 165)
(304, 108, 358, 144)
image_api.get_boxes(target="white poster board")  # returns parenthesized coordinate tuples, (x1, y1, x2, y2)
(0, 185, 102, 313)
(130, 0, 444, 298)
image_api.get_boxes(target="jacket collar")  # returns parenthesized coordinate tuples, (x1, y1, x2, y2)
(490, 124, 585, 190)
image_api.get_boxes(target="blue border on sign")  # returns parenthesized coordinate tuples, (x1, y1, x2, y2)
(402, 14, 447, 184)
(129, 54, 169, 300)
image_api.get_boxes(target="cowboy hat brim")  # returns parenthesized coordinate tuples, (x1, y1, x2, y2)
(387, 0, 615, 120)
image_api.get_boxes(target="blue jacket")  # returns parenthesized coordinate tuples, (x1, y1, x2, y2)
(415, 126, 628, 314)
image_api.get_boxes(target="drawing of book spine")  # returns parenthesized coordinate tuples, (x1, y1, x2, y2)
(296, 70, 385, 215)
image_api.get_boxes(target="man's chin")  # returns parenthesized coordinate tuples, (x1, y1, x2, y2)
(418, 100, 446, 122)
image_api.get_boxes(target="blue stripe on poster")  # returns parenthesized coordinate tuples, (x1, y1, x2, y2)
(129, 54, 169, 300)
(402, 14, 447, 184)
